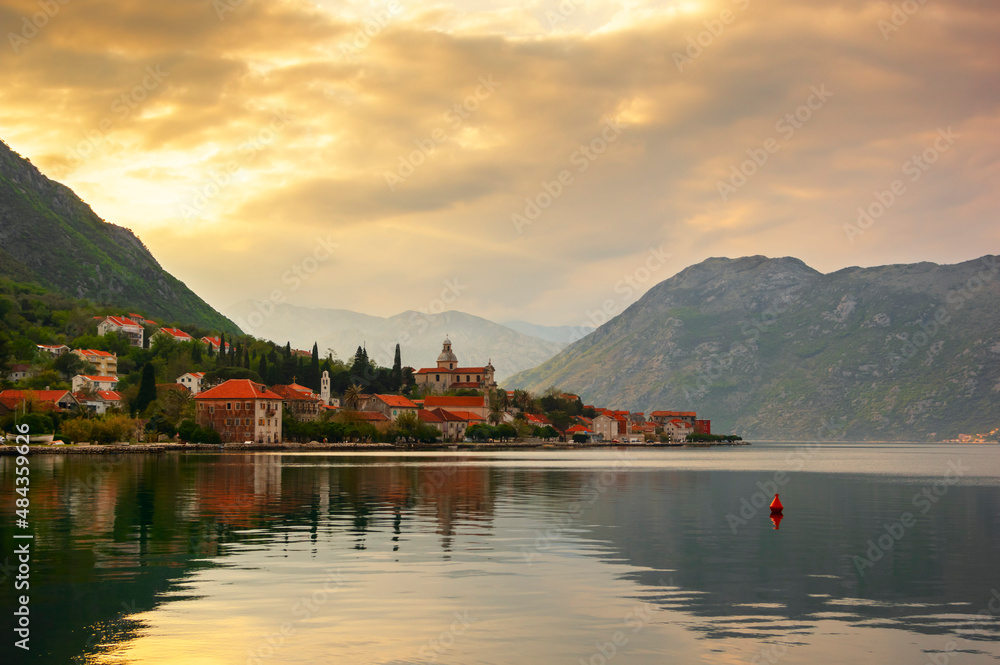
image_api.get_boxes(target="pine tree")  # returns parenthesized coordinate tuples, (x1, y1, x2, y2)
(306, 342, 320, 391)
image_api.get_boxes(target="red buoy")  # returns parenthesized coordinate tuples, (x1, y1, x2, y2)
(770, 513, 783, 530)
(770, 493, 783, 513)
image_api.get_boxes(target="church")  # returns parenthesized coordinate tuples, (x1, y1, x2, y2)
(414, 338, 497, 394)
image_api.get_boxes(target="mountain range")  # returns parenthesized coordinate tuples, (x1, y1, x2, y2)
(224, 300, 574, 381)
(0, 138, 238, 333)
(506, 255, 1000, 441)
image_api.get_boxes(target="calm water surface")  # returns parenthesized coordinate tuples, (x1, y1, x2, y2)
(2, 443, 1000, 664)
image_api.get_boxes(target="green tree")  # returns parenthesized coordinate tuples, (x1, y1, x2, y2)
(133, 362, 157, 415)
(391, 343, 402, 391)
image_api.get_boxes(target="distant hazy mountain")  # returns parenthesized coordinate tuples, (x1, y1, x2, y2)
(506, 255, 1000, 441)
(225, 301, 566, 381)
(0, 139, 239, 332)
(501, 320, 594, 345)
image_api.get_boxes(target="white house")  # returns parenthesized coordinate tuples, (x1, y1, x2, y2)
(73, 349, 118, 377)
(153, 327, 194, 343)
(72, 375, 120, 393)
(177, 372, 206, 394)
(98, 316, 144, 347)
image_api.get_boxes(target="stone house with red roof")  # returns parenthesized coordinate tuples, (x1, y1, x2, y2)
(194, 379, 283, 443)
(422, 395, 488, 420)
(367, 394, 419, 421)
(271, 383, 324, 422)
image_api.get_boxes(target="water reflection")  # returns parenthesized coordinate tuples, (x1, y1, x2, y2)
(1, 446, 999, 664)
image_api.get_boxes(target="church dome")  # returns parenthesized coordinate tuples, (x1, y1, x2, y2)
(437, 338, 458, 363)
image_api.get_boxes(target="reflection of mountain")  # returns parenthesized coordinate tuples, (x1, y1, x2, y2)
(6, 454, 1000, 663)
(580, 470, 1000, 642)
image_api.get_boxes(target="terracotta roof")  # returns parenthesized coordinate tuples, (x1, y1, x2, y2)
(566, 425, 592, 433)
(429, 408, 468, 422)
(103, 315, 142, 328)
(651, 411, 696, 418)
(352, 411, 390, 422)
(375, 394, 418, 408)
(97, 390, 122, 401)
(195, 379, 283, 400)
(78, 375, 119, 382)
(157, 327, 193, 340)
(424, 396, 485, 409)
(443, 410, 485, 422)
(525, 414, 550, 425)
(417, 409, 444, 423)
(76, 348, 115, 358)
(0, 389, 73, 403)
(271, 384, 321, 401)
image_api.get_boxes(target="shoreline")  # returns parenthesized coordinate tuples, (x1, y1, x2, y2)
(0, 440, 751, 455)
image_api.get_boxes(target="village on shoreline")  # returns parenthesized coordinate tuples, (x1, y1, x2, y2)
(2, 314, 743, 449)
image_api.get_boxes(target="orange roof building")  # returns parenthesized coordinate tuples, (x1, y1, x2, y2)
(194, 380, 284, 443)
(413, 338, 497, 395)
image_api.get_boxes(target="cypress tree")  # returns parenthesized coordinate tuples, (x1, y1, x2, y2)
(134, 363, 157, 415)
(392, 343, 402, 391)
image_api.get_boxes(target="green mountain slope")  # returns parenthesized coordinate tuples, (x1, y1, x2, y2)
(0, 139, 239, 333)
(506, 255, 1000, 441)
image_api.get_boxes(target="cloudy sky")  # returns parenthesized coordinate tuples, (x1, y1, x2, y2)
(1, 0, 997, 328)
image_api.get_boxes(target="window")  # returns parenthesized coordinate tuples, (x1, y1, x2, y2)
(259, 418, 264, 426)
(225, 419, 231, 425)
(435, 374, 440, 381)
(209, 406, 215, 414)
(227, 402, 232, 410)
(246, 402, 252, 410)
(477, 375, 481, 382)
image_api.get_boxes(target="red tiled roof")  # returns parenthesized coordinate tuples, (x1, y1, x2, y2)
(566, 425, 592, 433)
(0, 389, 73, 403)
(195, 379, 283, 400)
(78, 375, 119, 382)
(651, 411, 697, 418)
(353, 411, 390, 422)
(271, 384, 321, 401)
(76, 348, 115, 358)
(444, 410, 485, 422)
(417, 409, 444, 423)
(158, 327, 193, 340)
(103, 315, 142, 328)
(424, 396, 484, 409)
(429, 408, 467, 422)
(97, 390, 122, 401)
(375, 394, 418, 408)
